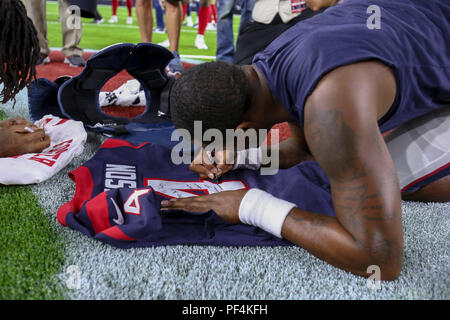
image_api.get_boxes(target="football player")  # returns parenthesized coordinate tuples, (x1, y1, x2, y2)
(164, 0, 450, 279)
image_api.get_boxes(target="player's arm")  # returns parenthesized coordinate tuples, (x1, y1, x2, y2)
(267, 122, 313, 169)
(281, 62, 404, 279)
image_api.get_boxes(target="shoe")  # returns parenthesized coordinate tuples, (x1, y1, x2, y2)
(126, 16, 133, 24)
(64, 55, 86, 67)
(92, 18, 104, 24)
(185, 16, 194, 27)
(153, 28, 165, 34)
(193, 23, 199, 28)
(99, 79, 145, 107)
(157, 39, 170, 48)
(195, 35, 208, 50)
(108, 15, 118, 23)
(165, 51, 184, 77)
(206, 22, 216, 31)
(37, 54, 50, 66)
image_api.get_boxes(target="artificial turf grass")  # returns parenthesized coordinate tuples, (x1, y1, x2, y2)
(45, 2, 241, 60)
(0, 111, 66, 299)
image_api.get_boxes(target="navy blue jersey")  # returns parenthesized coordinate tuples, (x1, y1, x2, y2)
(58, 139, 335, 248)
(253, 0, 450, 132)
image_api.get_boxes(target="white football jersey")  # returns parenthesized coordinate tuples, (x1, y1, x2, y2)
(0, 115, 87, 185)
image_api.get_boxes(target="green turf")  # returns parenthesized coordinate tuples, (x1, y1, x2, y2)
(0, 110, 66, 300)
(45, 2, 242, 60)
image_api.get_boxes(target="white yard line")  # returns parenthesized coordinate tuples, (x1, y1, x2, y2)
(46, 21, 220, 34)
(49, 48, 215, 61)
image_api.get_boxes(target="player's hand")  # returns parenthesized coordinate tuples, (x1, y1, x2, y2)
(0, 117, 37, 129)
(0, 124, 50, 157)
(305, 0, 338, 11)
(190, 147, 236, 180)
(160, 189, 248, 224)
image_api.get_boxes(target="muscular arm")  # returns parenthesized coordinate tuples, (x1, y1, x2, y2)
(264, 122, 313, 169)
(281, 61, 404, 280)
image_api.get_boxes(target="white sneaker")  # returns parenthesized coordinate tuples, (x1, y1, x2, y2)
(108, 15, 118, 23)
(195, 35, 208, 50)
(206, 22, 216, 31)
(126, 16, 133, 24)
(158, 39, 170, 48)
(153, 28, 165, 34)
(185, 16, 193, 27)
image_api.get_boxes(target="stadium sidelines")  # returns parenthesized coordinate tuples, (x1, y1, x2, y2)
(44, 1, 231, 61)
(49, 47, 215, 62)
(47, 20, 208, 34)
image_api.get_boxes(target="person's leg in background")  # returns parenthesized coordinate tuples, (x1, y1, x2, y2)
(110, 0, 119, 22)
(92, 8, 104, 24)
(153, 0, 165, 32)
(183, 0, 194, 27)
(193, 0, 200, 27)
(23, 0, 51, 65)
(165, 0, 184, 76)
(136, 0, 153, 42)
(166, 0, 183, 52)
(216, 0, 235, 62)
(239, 0, 255, 31)
(59, 0, 85, 66)
(195, 0, 210, 49)
(126, 0, 133, 24)
(210, 1, 217, 25)
(207, 4, 212, 24)
(206, 0, 217, 30)
(182, 0, 187, 19)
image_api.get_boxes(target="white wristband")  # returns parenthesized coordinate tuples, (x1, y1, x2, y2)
(239, 188, 296, 238)
(233, 147, 262, 171)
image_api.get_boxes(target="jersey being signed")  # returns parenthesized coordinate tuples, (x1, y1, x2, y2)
(57, 139, 335, 248)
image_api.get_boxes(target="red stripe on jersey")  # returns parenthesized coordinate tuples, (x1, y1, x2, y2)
(86, 192, 111, 234)
(55, 119, 69, 126)
(57, 166, 94, 226)
(100, 139, 148, 150)
(401, 162, 450, 192)
(101, 226, 136, 241)
(41, 117, 53, 128)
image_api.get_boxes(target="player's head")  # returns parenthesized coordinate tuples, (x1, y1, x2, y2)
(0, 0, 40, 104)
(170, 61, 252, 137)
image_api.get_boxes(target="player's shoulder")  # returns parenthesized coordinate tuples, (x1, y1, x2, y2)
(305, 60, 397, 125)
